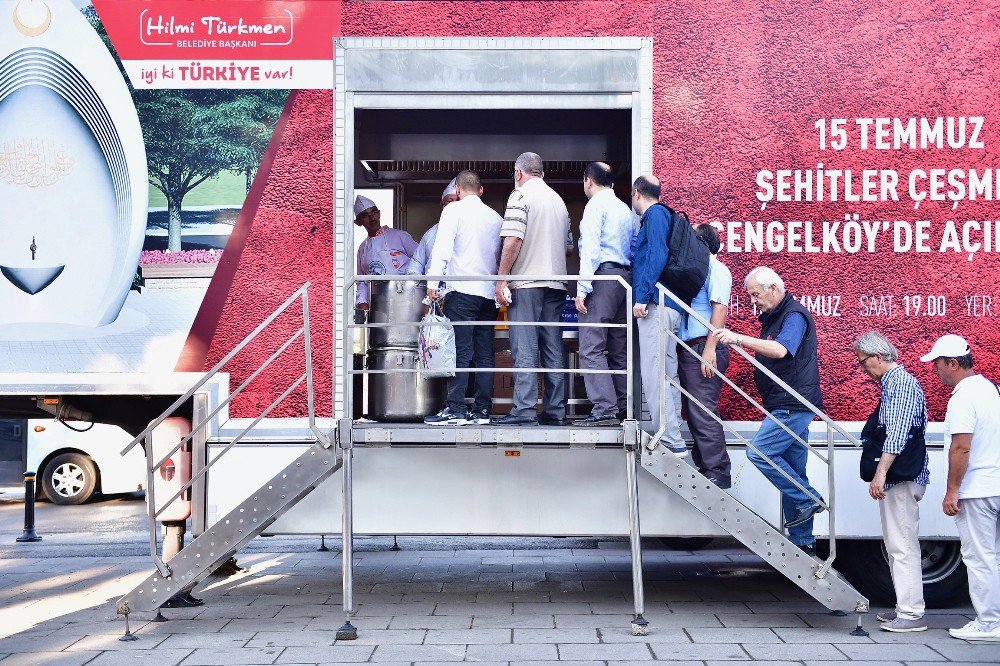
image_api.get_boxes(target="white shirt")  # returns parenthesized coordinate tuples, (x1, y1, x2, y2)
(577, 188, 638, 297)
(427, 194, 503, 300)
(943, 373, 1000, 499)
(355, 227, 417, 307)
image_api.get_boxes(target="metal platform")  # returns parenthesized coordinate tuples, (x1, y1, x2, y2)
(351, 421, 623, 447)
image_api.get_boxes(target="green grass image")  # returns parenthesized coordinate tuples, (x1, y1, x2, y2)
(148, 170, 248, 208)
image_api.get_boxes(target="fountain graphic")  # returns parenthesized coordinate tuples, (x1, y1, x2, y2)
(1, 236, 65, 295)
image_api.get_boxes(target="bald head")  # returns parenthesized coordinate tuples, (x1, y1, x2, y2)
(631, 174, 662, 215)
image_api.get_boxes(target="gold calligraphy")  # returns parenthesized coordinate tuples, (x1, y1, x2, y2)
(0, 138, 75, 187)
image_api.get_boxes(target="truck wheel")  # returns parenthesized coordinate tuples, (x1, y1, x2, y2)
(834, 539, 968, 608)
(41, 453, 98, 505)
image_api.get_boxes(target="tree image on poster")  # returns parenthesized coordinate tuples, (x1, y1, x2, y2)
(86, 6, 287, 253)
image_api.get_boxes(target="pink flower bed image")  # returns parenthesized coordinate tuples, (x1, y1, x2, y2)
(140, 249, 222, 265)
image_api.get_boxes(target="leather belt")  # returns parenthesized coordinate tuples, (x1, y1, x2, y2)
(597, 261, 630, 271)
(682, 336, 709, 346)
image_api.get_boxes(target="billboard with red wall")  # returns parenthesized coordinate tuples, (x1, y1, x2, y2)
(4, 0, 997, 424)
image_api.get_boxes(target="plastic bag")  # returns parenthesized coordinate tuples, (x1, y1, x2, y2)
(418, 301, 456, 378)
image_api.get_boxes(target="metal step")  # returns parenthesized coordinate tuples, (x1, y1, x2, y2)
(640, 444, 868, 614)
(117, 441, 342, 614)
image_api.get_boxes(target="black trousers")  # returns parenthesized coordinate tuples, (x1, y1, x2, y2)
(443, 291, 498, 413)
(678, 342, 732, 483)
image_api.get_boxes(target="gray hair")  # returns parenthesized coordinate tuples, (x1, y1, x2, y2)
(744, 266, 785, 292)
(515, 152, 544, 177)
(853, 331, 899, 362)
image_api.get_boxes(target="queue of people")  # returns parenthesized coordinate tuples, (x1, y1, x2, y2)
(352, 158, 998, 642)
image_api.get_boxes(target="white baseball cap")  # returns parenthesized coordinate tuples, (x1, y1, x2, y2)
(920, 334, 971, 362)
(354, 195, 377, 217)
(442, 177, 457, 201)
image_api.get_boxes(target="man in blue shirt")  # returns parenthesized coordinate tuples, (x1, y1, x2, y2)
(677, 224, 733, 486)
(715, 266, 824, 554)
(631, 174, 686, 455)
(573, 162, 638, 426)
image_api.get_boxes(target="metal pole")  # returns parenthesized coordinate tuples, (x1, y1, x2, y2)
(625, 447, 648, 635)
(15, 472, 41, 543)
(818, 423, 838, 578)
(336, 442, 357, 641)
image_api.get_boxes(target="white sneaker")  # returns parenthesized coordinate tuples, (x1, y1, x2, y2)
(949, 620, 1000, 642)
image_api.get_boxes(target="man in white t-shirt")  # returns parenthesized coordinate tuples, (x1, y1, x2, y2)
(922, 334, 1000, 642)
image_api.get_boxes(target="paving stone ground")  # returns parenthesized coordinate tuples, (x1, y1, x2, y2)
(0, 537, 993, 666)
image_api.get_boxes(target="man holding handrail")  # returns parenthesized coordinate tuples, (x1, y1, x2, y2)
(573, 162, 638, 426)
(631, 175, 687, 455)
(714, 266, 824, 555)
(678, 224, 733, 487)
(855, 331, 930, 633)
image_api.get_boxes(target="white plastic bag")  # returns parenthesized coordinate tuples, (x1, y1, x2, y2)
(419, 301, 456, 378)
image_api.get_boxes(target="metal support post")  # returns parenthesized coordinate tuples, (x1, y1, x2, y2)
(625, 441, 648, 636)
(318, 535, 330, 552)
(15, 472, 42, 543)
(851, 613, 869, 637)
(337, 419, 358, 641)
(390, 536, 400, 551)
(119, 605, 138, 642)
(160, 522, 204, 610)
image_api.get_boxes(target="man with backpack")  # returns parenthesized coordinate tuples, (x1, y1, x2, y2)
(631, 174, 708, 455)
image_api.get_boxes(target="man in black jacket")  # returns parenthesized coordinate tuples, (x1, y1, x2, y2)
(714, 266, 824, 555)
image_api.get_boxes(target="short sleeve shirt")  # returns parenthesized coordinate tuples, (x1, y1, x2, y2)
(501, 178, 570, 291)
(943, 374, 1000, 499)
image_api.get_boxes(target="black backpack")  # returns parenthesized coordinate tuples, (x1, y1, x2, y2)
(651, 203, 710, 305)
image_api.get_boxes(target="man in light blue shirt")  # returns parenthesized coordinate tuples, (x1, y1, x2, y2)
(573, 162, 639, 426)
(677, 224, 733, 486)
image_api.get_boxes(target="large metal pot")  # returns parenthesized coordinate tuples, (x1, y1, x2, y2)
(368, 279, 426, 348)
(366, 347, 443, 422)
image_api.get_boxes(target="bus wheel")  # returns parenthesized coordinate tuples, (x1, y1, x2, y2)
(834, 539, 968, 608)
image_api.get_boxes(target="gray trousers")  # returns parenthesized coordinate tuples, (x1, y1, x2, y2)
(578, 268, 630, 417)
(508, 287, 567, 419)
(636, 305, 683, 449)
(678, 342, 732, 482)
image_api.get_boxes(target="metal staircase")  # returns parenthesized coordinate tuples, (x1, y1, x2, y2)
(622, 283, 868, 636)
(640, 442, 865, 612)
(117, 441, 341, 614)
(114, 284, 342, 634)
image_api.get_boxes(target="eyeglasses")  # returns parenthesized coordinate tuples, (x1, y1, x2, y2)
(857, 354, 876, 366)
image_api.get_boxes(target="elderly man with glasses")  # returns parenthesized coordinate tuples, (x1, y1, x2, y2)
(854, 331, 930, 633)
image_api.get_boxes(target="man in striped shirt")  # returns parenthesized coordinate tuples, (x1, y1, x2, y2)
(854, 331, 930, 633)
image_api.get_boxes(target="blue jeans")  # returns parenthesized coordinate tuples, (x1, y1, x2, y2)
(748, 409, 820, 546)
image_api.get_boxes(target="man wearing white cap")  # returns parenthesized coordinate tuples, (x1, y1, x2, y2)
(353, 195, 417, 311)
(405, 178, 459, 276)
(922, 334, 1000, 642)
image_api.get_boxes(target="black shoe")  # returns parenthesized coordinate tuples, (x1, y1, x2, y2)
(786, 502, 825, 528)
(705, 476, 732, 489)
(493, 413, 538, 426)
(424, 407, 471, 426)
(798, 543, 817, 557)
(469, 408, 491, 425)
(538, 415, 567, 426)
(573, 414, 621, 427)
